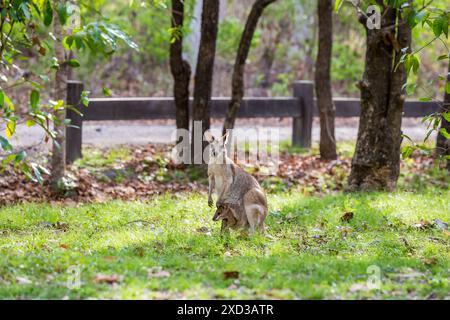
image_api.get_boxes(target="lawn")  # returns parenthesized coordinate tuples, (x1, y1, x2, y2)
(0, 189, 449, 299)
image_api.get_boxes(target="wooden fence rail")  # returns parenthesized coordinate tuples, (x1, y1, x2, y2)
(65, 80, 441, 164)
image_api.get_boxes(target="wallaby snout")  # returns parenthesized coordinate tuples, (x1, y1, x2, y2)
(212, 210, 220, 221)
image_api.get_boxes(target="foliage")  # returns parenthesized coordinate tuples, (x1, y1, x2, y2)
(217, 18, 261, 64)
(336, 0, 449, 161)
(395, 1, 450, 159)
(0, 0, 137, 182)
(331, 42, 364, 94)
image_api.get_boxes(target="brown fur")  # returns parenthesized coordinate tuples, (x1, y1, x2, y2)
(205, 131, 268, 233)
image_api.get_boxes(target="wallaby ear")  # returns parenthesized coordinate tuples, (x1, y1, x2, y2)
(204, 131, 215, 143)
(222, 130, 230, 146)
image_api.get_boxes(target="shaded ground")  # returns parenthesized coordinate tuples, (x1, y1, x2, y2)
(0, 142, 448, 206)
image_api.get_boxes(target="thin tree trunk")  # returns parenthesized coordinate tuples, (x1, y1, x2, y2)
(315, 0, 337, 160)
(348, 5, 411, 191)
(259, 22, 283, 89)
(191, 0, 220, 164)
(222, 0, 276, 134)
(51, 2, 68, 189)
(170, 0, 191, 136)
(436, 60, 450, 169)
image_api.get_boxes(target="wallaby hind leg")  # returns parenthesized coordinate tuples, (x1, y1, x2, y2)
(246, 208, 262, 234)
(244, 188, 267, 234)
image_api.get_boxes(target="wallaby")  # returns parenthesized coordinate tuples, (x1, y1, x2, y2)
(205, 131, 268, 233)
(205, 131, 234, 208)
(212, 202, 246, 232)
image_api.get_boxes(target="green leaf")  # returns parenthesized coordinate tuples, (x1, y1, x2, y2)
(3, 93, 14, 111)
(442, 112, 450, 122)
(334, 0, 344, 12)
(411, 54, 420, 74)
(418, 97, 432, 102)
(63, 36, 75, 50)
(102, 87, 112, 97)
(401, 145, 414, 159)
(80, 91, 90, 107)
(26, 119, 35, 127)
(43, 0, 53, 27)
(51, 57, 60, 69)
(0, 90, 4, 108)
(403, 82, 417, 96)
(66, 59, 81, 68)
(439, 128, 450, 139)
(30, 90, 40, 110)
(432, 16, 444, 37)
(19, 2, 31, 20)
(2, 154, 16, 167)
(414, 10, 427, 25)
(6, 120, 16, 138)
(403, 55, 411, 75)
(0, 136, 12, 151)
(442, 14, 449, 38)
(437, 54, 449, 61)
(14, 150, 27, 164)
(56, 2, 68, 25)
(446, 82, 450, 94)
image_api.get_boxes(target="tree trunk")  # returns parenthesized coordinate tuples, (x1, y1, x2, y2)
(315, 0, 337, 160)
(222, 0, 276, 134)
(50, 2, 68, 190)
(348, 5, 411, 191)
(170, 0, 191, 136)
(436, 60, 450, 169)
(259, 22, 283, 89)
(191, 0, 220, 164)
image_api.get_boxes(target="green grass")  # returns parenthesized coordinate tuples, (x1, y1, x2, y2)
(279, 140, 356, 157)
(73, 146, 131, 169)
(0, 190, 448, 299)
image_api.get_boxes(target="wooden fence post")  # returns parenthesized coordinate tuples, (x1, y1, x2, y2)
(292, 80, 314, 148)
(66, 80, 84, 164)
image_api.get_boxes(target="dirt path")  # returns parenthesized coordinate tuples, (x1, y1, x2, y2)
(7, 118, 434, 150)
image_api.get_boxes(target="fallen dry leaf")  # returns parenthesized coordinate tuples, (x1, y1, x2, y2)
(341, 212, 354, 223)
(16, 276, 32, 285)
(223, 271, 240, 280)
(196, 226, 209, 233)
(349, 283, 370, 293)
(336, 226, 352, 237)
(147, 267, 171, 278)
(412, 219, 433, 230)
(53, 222, 69, 231)
(422, 257, 438, 266)
(59, 243, 69, 250)
(93, 274, 121, 284)
(103, 256, 118, 261)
